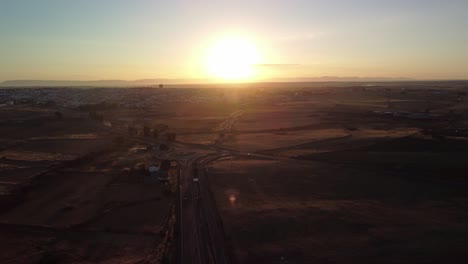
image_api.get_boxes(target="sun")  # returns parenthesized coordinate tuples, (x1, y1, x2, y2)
(205, 37, 260, 81)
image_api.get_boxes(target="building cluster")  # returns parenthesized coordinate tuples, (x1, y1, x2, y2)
(0, 88, 222, 108)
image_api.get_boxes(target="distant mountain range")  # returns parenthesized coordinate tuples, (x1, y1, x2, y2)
(266, 76, 413, 82)
(0, 77, 414, 87)
(0, 79, 197, 87)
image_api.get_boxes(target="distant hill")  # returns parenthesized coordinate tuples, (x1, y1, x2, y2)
(0, 79, 194, 87)
(0, 77, 413, 87)
(267, 76, 412, 82)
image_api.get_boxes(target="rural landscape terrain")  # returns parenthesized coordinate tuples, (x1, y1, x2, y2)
(1, 82, 468, 263)
(2, 0, 468, 263)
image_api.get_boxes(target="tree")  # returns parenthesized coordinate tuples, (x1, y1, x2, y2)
(159, 144, 169, 151)
(167, 133, 176, 142)
(54, 111, 63, 119)
(96, 114, 104, 122)
(44, 100, 56, 107)
(89, 111, 103, 122)
(113, 136, 124, 145)
(154, 123, 169, 133)
(143, 126, 151, 137)
(160, 160, 171, 170)
(128, 125, 137, 136)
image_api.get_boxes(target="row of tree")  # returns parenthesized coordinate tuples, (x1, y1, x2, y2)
(89, 111, 104, 122)
(127, 124, 176, 141)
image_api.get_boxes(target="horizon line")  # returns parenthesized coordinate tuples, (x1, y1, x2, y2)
(2, 78, 468, 88)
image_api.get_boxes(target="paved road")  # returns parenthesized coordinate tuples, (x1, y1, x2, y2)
(215, 110, 243, 133)
(196, 154, 231, 264)
(178, 153, 231, 264)
(107, 112, 244, 264)
(179, 156, 204, 264)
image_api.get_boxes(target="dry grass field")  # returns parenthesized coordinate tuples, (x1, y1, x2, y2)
(0, 105, 175, 263)
(203, 84, 468, 264)
(0, 146, 174, 263)
(208, 151, 468, 263)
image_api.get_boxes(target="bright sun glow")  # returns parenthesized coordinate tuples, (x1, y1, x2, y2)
(205, 37, 261, 81)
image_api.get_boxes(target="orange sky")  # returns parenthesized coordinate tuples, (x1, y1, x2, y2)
(1, 1, 467, 82)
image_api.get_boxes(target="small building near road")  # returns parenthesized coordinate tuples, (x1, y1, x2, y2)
(145, 164, 169, 182)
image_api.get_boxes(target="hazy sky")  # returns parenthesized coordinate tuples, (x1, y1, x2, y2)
(1, 0, 467, 81)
